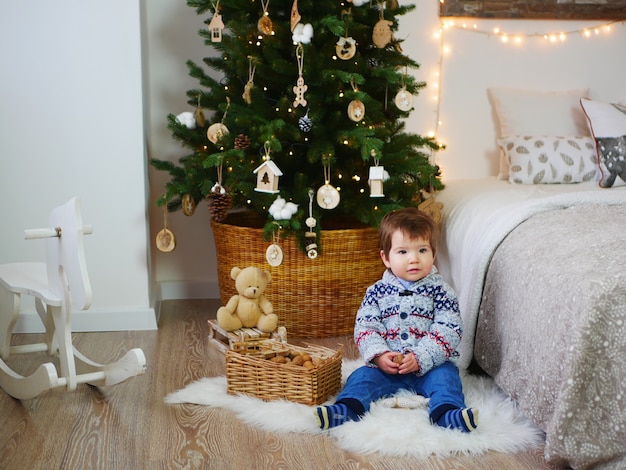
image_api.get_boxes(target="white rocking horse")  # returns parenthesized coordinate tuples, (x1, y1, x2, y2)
(0, 197, 146, 399)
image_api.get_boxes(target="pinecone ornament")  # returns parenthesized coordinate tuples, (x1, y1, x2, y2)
(206, 185, 232, 222)
(298, 112, 313, 132)
(234, 133, 251, 150)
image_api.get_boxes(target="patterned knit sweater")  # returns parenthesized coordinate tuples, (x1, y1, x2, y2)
(354, 267, 462, 376)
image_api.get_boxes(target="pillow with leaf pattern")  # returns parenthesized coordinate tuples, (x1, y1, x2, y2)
(580, 98, 626, 188)
(497, 135, 598, 184)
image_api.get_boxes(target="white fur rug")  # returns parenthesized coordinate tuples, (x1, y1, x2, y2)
(165, 360, 544, 458)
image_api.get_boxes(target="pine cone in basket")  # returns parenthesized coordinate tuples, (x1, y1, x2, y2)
(206, 189, 232, 222)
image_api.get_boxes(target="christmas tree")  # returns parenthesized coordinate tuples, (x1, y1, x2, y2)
(151, 0, 443, 253)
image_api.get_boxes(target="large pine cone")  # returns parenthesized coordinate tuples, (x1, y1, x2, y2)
(206, 189, 233, 222)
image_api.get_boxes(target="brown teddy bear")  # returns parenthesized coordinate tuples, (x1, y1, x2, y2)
(216, 266, 278, 333)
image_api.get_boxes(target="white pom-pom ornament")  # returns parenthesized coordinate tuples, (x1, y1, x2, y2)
(175, 111, 196, 129)
(269, 196, 298, 220)
(292, 23, 313, 44)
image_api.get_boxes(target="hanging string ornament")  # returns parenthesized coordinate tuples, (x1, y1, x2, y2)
(368, 152, 389, 198)
(292, 44, 308, 108)
(372, 1, 393, 49)
(207, 98, 230, 144)
(207, 0, 224, 43)
(304, 189, 318, 259)
(298, 109, 313, 132)
(336, 36, 357, 61)
(206, 158, 232, 222)
(254, 142, 283, 194)
(156, 205, 176, 253)
(347, 77, 365, 122)
(258, 0, 273, 36)
(290, 0, 301, 31)
(194, 95, 206, 128)
(394, 71, 413, 112)
(336, 9, 357, 60)
(182, 193, 196, 216)
(418, 177, 444, 224)
(265, 224, 284, 267)
(316, 161, 340, 210)
(242, 56, 256, 105)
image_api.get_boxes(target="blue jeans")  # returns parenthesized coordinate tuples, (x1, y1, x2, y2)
(336, 361, 466, 421)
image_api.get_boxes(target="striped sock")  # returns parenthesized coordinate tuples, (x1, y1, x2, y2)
(315, 403, 355, 430)
(436, 407, 478, 432)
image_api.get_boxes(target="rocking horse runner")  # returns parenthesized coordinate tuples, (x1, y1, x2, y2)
(0, 197, 146, 399)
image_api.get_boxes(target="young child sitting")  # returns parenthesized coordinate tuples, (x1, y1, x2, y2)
(315, 207, 478, 432)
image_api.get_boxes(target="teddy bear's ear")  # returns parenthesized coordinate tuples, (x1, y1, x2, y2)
(230, 266, 242, 280)
(264, 270, 272, 283)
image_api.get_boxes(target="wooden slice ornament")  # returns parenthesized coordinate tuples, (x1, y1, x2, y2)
(336, 37, 357, 60)
(207, 123, 229, 144)
(317, 184, 340, 209)
(316, 165, 340, 210)
(372, 2, 393, 49)
(266, 243, 284, 267)
(266, 226, 283, 267)
(207, 98, 231, 144)
(336, 10, 356, 61)
(395, 88, 413, 112)
(156, 206, 176, 253)
(258, 0, 273, 35)
(348, 99, 366, 122)
(347, 77, 365, 122)
(182, 193, 196, 216)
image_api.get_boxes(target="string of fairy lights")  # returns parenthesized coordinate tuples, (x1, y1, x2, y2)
(426, 18, 625, 156)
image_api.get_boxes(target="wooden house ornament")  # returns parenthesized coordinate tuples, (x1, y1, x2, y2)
(208, 13, 224, 42)
(368, 166, 386, 197)
(254, 158, 283, 194)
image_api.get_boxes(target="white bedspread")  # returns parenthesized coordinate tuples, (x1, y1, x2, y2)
(436, 178, 626, 369)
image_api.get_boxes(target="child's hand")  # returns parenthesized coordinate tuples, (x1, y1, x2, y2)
(397, 352, 419, 375)
(373, 351, 403, 374)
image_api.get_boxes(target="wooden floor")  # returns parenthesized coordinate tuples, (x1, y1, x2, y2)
(0, 299, 558, 470)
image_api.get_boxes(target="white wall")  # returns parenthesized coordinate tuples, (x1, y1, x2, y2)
(144, 0, 221, 301)
(146, 2, 626, 297)
(0, 1, 156, 331)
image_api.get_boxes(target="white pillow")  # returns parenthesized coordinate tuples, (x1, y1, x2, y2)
(580, 97, 626, 188)
(488, 87, 590, 179)
(499, 136, 598, 184)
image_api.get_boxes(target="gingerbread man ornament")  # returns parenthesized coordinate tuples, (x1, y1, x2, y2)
(293, 76, 308, 108)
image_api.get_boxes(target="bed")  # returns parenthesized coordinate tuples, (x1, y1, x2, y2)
(435, 89, 626, 469)
(436, 178, 626, 469)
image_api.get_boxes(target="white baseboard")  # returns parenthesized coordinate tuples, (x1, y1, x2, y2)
(14, 308, 158, 333)
(12, 280, 221, 333)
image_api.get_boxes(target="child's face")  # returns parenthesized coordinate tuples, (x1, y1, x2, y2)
(380, 229, 434, 283)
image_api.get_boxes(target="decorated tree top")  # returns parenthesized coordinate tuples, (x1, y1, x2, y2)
(151, 0, 443, 254)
